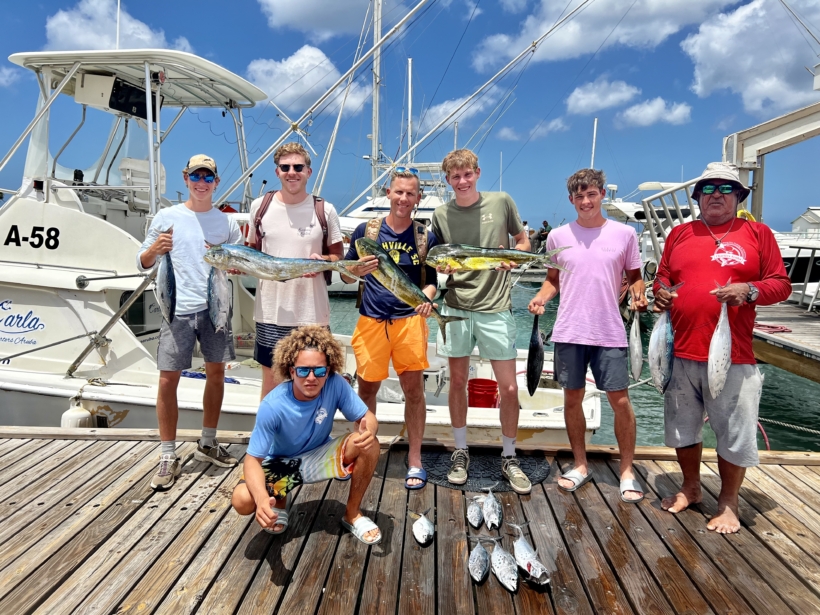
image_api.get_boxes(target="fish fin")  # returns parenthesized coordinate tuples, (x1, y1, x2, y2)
(422, 508, 432, 516)
(433, 313, 468, 345)
(407, 511, 420, 520)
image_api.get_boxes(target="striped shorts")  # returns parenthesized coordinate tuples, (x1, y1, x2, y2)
(260, 434, 354, 498)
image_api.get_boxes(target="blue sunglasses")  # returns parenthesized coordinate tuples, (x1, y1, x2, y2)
(188, 172, 216, 183)
(395, 166, 419, 175)
(294, 365, 328, 378)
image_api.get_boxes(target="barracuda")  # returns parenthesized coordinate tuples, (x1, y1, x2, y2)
(426, 244, 570, 272)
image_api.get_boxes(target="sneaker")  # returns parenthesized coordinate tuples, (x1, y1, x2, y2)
(194, 439, 238, 468)
(501, 455, 532, 495)
(447, 448, 470, 485)
(151, 454, 181, 491)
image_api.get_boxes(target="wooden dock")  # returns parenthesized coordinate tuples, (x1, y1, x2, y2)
(754, 302, 820, 384)
(2, 429, 820, 614)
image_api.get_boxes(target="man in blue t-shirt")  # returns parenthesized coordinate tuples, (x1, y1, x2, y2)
(341, 170, 438, 490)
(231, 325, 381, 544)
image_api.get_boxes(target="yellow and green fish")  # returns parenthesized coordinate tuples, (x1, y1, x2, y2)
(426, 244, 570, 272)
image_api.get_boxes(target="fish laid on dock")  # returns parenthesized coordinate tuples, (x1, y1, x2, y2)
(204, 243, 362, 282)
(647, 281, 684, 394)
(409, 508, 435, 545)
(355, 238, 466, 344)
(467, 495, 485, 528)
(468, 537, 491, 583)
(629, 310, 642, 382)
(507, 522, 550, 585)
(708, 278, 733, 398)
(155, 226, 176, 324)
(426, 244, 570, 272)
(482, 485, 502, 530)
(488, 537, 518, 592)
(208, 267, 231, 333)
(527, 314, 545, 396)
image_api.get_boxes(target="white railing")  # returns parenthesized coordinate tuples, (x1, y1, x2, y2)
(640, 179, 700, 261)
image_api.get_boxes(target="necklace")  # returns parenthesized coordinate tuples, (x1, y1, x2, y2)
(701, 217, 735, 246)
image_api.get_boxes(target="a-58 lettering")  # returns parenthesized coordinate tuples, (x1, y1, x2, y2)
(3, 225, 60, 250)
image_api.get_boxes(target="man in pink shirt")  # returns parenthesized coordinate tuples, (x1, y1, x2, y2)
(528, 168, 647, 502)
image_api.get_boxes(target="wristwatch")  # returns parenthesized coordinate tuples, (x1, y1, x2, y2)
(746, 282, 759, 303)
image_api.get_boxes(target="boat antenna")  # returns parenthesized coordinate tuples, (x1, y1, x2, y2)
(116, 0, 121, 50)
(590, 117, 598, 168)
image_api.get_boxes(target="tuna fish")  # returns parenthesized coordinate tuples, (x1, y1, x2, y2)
(647, 281, 684, 394)
(708, 278, 733, 399)
(629, 310, 642, 382)
(208, 267, 231, 333)
(507, 522, 550, 585)
(426, 244, 570, 272)
(409, 508, 435, 545)
(488, 537, 519, 592)
(467, 496, 485, 529)
(526, 315, 545, 396)
(154, 225, 175, 324)
(355, 238, 466, 344)
(468, 537, 491, 583)
(482, 485, 503, 531)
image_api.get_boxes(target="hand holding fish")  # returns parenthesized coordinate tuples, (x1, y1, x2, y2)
(347, 254, 379, 278)
(144, 227, 173, 266)
(528, 294, 549, 315)
(710, 282, 748, 306)
(414, 286, 438, 318)
(629, 280, 648, 312)
(493, 244, 519, 271)
(300, 253, 326, 278)
(653, 285, 679, 312)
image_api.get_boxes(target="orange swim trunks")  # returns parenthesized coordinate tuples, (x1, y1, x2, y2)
(351, 314, 429, 382)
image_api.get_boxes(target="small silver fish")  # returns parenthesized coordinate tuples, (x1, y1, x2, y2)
(154, 225, 176, 324)
(489, 538, 518, 592)
(409, 508, 434, 545)
(208, 267, 231, 332)
(647, 281, 684, 393)
(629, 310, 642, 382)
(708, 278, 733, 398)
(468, 537, 491, 583)
(507, 522, 550, 585)
(467, 496, 485, 529)
(483, 485, 502, 531)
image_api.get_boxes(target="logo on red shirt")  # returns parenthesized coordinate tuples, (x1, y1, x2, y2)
(710, 242, 746, 267)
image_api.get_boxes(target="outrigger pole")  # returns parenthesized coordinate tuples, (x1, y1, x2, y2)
(214, 0, 432, 208)
(339, 0, 595, 215)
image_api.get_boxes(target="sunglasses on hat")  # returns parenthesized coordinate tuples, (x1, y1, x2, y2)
(395, 166, 419, 175)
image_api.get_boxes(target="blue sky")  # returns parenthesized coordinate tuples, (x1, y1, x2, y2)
(1, 0, 819, 230)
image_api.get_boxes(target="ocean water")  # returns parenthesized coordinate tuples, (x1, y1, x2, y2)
(329, 284, 820, 452)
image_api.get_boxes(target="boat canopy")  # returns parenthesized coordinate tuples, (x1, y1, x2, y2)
(8, 49, 267, 109)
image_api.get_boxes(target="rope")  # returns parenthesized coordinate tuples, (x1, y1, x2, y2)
(758, 417, 820, 436)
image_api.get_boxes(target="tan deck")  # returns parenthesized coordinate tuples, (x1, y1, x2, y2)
(754, 302, 820, 384)
(1, 428, 820, 614)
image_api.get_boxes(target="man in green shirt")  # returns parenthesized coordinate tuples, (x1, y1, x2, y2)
(431, 149, 532, 494)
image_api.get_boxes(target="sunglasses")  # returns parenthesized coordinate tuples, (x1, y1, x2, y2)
(700, 184, 736, 195)
(278, 164, 306, 173)
(395, 166, 419, 175)
(293, 365, 328, 378)
(187, 172, 216, 183)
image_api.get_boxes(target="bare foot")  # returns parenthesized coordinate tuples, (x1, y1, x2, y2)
(707, 504, 741, 534)
(661, 487, 702, 513)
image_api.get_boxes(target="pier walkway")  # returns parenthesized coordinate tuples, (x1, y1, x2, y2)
(754, 302, 820, 384)
(1, 428, 820, 614)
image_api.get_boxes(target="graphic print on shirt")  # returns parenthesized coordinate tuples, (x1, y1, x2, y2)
(382, 241, 420, 265)
(315, 407, 328, 424)
(710, 242, 747, 267)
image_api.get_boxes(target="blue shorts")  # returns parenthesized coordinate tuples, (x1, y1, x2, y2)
(553, 342, 628, 391)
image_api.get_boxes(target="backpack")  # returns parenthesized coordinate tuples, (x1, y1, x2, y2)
(252, 192, 332, 284)
(356, 216, 429, 307)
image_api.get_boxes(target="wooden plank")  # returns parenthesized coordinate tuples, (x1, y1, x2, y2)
(758, 464, 820, 516)
(0, 439, 95, 503)
(586, 460, 715, 615)
(555, 459, 675, 615)
(752, 338, 820, 384)
(633, 460, 795, 615)
(657, 460, 820, 612)
(519, 474, 594, 615)
(0, 438, 76, 483)
(0, 438, 27, 460)
(398, 471, 435, 615)
(30, 444, 204, 615)
(115, 447, 248, 614)
(0, 426, 253, 443)
(0, 440, 159, 602)
(233, 481, 329, 615)
(317, 448, 389, 615)
(545, 458, 635, 614)
(436, 486, 475, 615)
(0, 438, 38, 470)
(784, 464, 820, 495)
(358, 449, 409, 615)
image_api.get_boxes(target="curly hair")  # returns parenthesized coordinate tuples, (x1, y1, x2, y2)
(441, 148, 479, 175)
(567, 168, 606, 195)
(272, 325, 345, 381)
(274, 142, 312, 168)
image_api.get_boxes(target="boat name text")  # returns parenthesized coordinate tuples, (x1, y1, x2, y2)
(3, 225, 61, 250)
(0, 299, 46, 337)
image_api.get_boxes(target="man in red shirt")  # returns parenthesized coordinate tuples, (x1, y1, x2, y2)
(654, 162, 790, 534)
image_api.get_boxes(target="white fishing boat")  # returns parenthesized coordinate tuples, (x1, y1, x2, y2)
(0, 46, 601, 446)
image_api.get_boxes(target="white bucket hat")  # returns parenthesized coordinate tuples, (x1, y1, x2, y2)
(692, 162, 750, 203)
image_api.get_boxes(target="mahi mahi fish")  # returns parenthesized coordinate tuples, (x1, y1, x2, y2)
(355, 238, 466, 344)
(482, 484, 503, 531)
(409, 508, 435, 545)
(154, 225, 176, 324)
(468, 537, 491, 583)
(507, 522, 550, 585)
(708, 278, 733, 399)
(629, 310, 642, 382)
(204, 243, 363, 282)
(487, 537, 519, 592)
(467, 495, 485, 529)
(208, 267, 231, 333)
(426, 244, 570, 272)
(647, 281, 684, 394)
(526, 314, 545, 396)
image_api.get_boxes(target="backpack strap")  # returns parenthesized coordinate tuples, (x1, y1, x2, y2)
(414, 221, 428, 289)
(356, 217, 384, 308)
(252, 191, 276, 251)
(312, 196, 332, 285)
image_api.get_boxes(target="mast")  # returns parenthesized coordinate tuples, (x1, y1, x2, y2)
(407, 57, 413, 163)
(590, 117, 598, 169)
(371, 0, 382, 197)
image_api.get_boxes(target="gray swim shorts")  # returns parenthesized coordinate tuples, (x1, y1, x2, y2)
(664, 357, 763, 467)
(553, 343, 628, 391)
(157, 309, 235, 371)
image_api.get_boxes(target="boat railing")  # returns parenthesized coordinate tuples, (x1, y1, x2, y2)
(640, 178, 700, 261)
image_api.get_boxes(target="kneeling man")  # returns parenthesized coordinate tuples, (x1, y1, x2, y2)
(231, 325, 381, 544)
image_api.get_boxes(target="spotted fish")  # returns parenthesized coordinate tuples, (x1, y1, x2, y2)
(488, 537, 518, 592)
(154, 225, 175, 324)
(647, 281, 684, 394)
(708, 278, 733, 398)
(507, 522, 550, 585)
(468, 537, 491, 583)
(208, 266, 231, 333)
(409, 508, 435, 545)
(467, 495, 485, 529)
(483, 485, 502, 531)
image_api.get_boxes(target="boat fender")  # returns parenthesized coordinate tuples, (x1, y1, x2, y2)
(61, 401, 93, 428)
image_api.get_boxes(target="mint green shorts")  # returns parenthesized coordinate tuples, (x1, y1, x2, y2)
(436, 305, 517, 360)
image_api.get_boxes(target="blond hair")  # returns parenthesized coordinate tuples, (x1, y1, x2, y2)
(274, 142, 312, 167)
(567, 168, 606, 195)
(272, 325, 344, 381)
(390, 169, 421, 191)
(441, 149, 479, 176)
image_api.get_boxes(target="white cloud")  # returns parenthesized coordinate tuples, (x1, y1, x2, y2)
(497, 126, 521, 140)
(530, 117, 568, 138)
(247, 46, 370, 116)
(566, 76, 640, 115)
(464, 1, 484, 18)
(472, 0, 736, 72)
(45, 0, 192, 52)
(0, 67, 21, 88)
(417, 88, 501, 133)
(682, 0, 820, 115)
(616, 97, 691, 127)
(500, 0, 529, 13)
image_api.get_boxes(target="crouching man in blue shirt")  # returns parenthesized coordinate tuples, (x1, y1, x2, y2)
(231, 325, 382, 544)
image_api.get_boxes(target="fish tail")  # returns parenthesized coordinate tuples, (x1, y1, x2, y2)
(332, 261, 365, 282)
(433, 312, 468, 345)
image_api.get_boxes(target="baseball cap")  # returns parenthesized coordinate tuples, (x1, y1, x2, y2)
(183, 154, 218, 175)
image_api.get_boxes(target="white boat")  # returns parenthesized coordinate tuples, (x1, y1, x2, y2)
(0, 48, 601, 446)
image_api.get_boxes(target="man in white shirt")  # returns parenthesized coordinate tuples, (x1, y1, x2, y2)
(137, 154, 243, 490)
(246, 143, 344, 399)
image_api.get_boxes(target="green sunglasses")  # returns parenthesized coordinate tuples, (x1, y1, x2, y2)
(700, 184, 736, 195)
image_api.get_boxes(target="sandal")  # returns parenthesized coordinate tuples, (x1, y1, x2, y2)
(264, 496, 290, 534)
(341, 515, 382, 545)
(405, 467, 428, 490)
(557, 469, 593, 492)
(619, 478, 645, 503)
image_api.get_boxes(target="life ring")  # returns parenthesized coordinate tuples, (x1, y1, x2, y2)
(737, 209, 756, 221)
